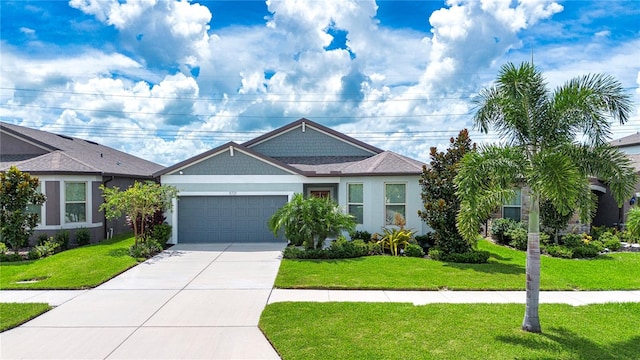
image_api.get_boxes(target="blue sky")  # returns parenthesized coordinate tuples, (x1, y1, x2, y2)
(1, 0, 639, 165)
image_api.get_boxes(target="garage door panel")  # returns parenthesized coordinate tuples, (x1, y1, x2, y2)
(178, 195, 287, 243)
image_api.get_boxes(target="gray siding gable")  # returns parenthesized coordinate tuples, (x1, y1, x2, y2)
(171, 148, 292, 175)
(249, 126, 375, 158)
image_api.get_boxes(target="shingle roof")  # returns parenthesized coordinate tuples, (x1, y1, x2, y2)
(611, 133, 640, 148)
(282, 151, 425, 176)
(0, 122, 163, 177)
(628, 154, 640, 172)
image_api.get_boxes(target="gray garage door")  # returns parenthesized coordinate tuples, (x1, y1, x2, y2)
(177, 195, 288, 243)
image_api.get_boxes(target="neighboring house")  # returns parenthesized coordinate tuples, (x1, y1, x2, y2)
(592, 133, 640, 228)
(156, 118, 427, 244)
(0, 122, 164, 244)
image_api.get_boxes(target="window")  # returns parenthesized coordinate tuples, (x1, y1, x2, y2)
(65, 182, 86, 223)
(385, 183, 406, 225)
(26, 184, 42, 224)
(348, 183, 363, 224)
(503, 188, 522, 222)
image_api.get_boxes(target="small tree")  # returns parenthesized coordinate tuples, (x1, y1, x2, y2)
(418, 129, 476, 255)
(99, 181, 177, 245)
(0, 166, 46, 253)
(269, 193, 356, 249)
(540, 199, 573, 243)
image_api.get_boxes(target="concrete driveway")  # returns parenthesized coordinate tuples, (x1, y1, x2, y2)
(0, 242, 286, 360)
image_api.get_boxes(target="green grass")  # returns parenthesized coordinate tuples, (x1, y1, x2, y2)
(0, 234, 137, 289)
(0, 303, 51, 332)
(260, 302, 640, 360)
(275, 240, 640, 290)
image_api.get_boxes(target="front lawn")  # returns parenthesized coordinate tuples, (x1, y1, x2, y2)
(0, 303, 51, 332)
(260, 302, 640, 360)
(275, 240, 640, 290)
(0, 234, 137, 289)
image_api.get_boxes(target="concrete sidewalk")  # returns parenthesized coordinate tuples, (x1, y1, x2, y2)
(5, 289, 640, 308)
(269, 289, 640, 306)
(0, 243, 285, 360)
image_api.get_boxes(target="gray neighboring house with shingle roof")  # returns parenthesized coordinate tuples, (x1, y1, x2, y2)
(157, 118, 429, 244)
(0, 121, 164, 244)
(591, 133, 640, 228)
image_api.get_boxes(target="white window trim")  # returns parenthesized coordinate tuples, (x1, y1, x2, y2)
(347, 183, 364, 225)
(384, 182, 407, 226)
(63, 181, 89, 224)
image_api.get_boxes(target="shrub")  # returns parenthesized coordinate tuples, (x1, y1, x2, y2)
(0, 242, 7, 255)
(75, 228, 91, 247)
(604, 238, 622, 251)
(378, 227, 415, 256)
(0, 252, 23, 262)
(491, 218, 519, 245)
(620, 229, 639, 244)
(590, 225, 613, 241)
(506, 227, 528, 251)
(328, 237, 368, 258)
(414, 233, 436, 250)
(626, 207, 640, 241)
(151, 223, 172, 247)
(404, 243, 425, 257)
(572, 244, 600, 258)
(561, 233, 582, 248)
(54, 230, 70, 250)
(349, 230, 372, 243)
(543, 245, 573, 259)
(28, 238, 60, 260)
(428, 248, 489, 263)
(36, 233, 49, 246)
(129, 240, 163, 259)
(427, 248, 443, 261)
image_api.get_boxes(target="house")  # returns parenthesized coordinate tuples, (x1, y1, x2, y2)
(0, 122, 164, 244)
(484, 132, 640, 232)
(156, 118, 428, 244)
(592, 133, 640, 228)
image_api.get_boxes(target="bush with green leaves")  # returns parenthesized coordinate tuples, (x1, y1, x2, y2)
(543, 245, 573, 259)
(377, 227, 415, 256)
(600, 231, 621, 251)
(571, 244, 600, 258)
(490, 218, 519, 245)
(626, 207, 640, 240)
(269, 194, 356, 250)
(151, 223, 172, 247)
(414, 233, 436, 251)
(36, 233, 49, 246)
(349, 230, 372, 243)
(75, 228, 91, 247)
(561, 233, 583, 248)
(0, 166, 46, 253)
(506, 227, 528, 251)
(54, 230, 70, 250)
(129, 240, 163, 259)
(28, 238, 60, 260)
(0, 242, 7, 255)
(429, 248, 490, 263)
(403, 243, 424, 257)
(281, 238, 379, 260)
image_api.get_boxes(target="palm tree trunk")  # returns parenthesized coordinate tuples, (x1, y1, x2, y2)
(522, 193, 542, 333)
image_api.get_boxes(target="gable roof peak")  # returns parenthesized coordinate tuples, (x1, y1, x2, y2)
(242, 118, 383, 155)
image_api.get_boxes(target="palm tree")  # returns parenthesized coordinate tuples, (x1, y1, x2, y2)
(454, 62, 637, 333)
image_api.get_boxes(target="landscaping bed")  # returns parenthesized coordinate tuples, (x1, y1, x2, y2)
(275, 240, 640, 290)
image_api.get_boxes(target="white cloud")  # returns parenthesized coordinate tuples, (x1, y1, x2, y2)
(69, 0, 211, 70)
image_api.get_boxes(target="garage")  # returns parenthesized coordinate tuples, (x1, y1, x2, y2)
(176, 195, 288, 243)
